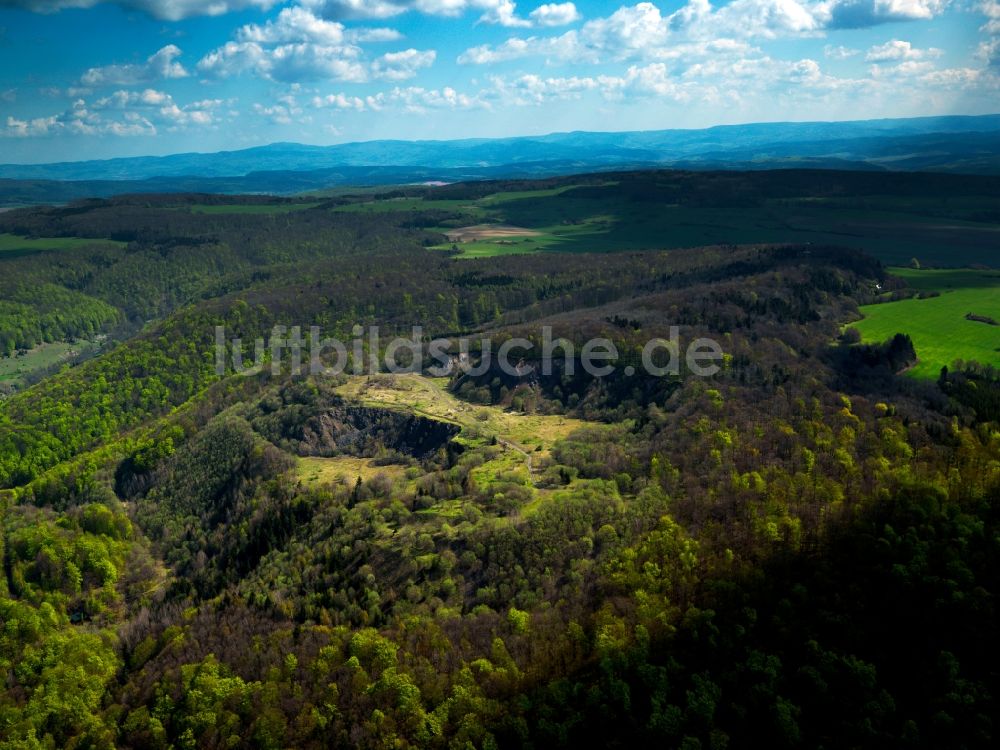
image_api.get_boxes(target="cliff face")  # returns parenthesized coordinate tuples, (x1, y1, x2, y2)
(296, 404, 460, 459)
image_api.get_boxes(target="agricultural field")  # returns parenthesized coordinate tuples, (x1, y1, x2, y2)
(852, 267, 1000, 378)
(323, 174, 1000, 264)
(0, 232, 123, 257)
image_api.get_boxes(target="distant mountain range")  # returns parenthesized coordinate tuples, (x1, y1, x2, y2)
(2, 114, 1000, 205)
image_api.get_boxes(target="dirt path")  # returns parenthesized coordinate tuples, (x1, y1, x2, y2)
(497, 437, 535, 482)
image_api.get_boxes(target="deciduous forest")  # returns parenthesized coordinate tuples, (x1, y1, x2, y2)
(0, 171, 998, 749)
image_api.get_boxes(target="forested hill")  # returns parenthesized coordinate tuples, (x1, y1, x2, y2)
(0, 175, 998, 748)
(3, 114, 1000, 205)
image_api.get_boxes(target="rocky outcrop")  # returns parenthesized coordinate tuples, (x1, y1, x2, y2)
(296, 404, 459, 459)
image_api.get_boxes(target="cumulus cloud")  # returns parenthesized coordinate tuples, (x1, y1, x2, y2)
(979, 37, 1000, 68)
(81, 45, 188, 86)
(352, 27, 405, 42)
(865, 39, 941, 61)
(824, 44, 859, 59)
(980, 0, 1000, 34)
(458, 0, 953, 65)
(529, 2, 580, 26)
(301, 0, 531, 26)
(458, 33, 576, 64)
(2, 89, 226, 138)
(91, 88, 226, 126)
(198, 7, 429, 82)
(371, 48, 436, 80)
(307, 84, 484, 112)
(238, 6, 349, 45)
(385, 85, 484, 111)
(678, 0, 823, 40)
(253, 100, 306, 124)
(818, 0, 947, 29)
(311, 92, 367, 109)
(459, 3, 672, 64)
(0, 0, 278, 21)
(199, 41, 368, 82)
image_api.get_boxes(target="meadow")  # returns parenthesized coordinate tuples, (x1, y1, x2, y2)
(853, 267, 1000, 378)
(0, 232, 123, 257)
(0, 338, 102, 391)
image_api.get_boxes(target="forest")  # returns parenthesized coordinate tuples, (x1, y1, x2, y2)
(0, 171, 998, 749)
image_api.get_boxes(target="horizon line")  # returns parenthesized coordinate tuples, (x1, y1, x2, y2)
(3, 112, 999, 168)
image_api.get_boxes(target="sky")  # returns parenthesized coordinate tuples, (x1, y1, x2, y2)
(0, 0, 997, 162)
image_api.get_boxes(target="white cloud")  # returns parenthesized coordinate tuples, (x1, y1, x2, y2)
(267, 43, 369, 82)
(371, 48, 437, 80)
(81, 45, 188, 86)
(253, 101, 306, 124)
(458, 3, 672, 64)
(1, 0, 279, 22)
(307, 83, 488, 112)
(458, 0, 954, 66)
(352, 27, 405, 42)
(1, 89, 227, 138)
(529, 2, 579, 26)
(869, 59, 936, 77)
(919, 67, 984, 87)
(824, 44, 859, 59)
(480, 0, 530, 26)
(6, 114, 69, 138)
(312, 92, 367, 108)
(865, 39, 941, 61)
(678, 0, 822, 40)
(580, 3, 670, 56)
(979, 0, 1000, 34)
(458, 33, 577, 63)
(198, 7, 423, 82)
(238, 7, 348, 45)
(817, 0, 948, 29)
(302, 0, 531, 26)
(487, 72, 598, 104)
(386, 85, 484, 111)
(198, 37, 367, 83)
(979, 37, 1000, 68)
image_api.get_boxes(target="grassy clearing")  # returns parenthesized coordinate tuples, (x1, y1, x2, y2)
(189, 203, 321, 214)
(853, 267, 1000, 378)
(0, 339, 103, 391)
(336, 373, 586, 455)
(335, 374, 591, 508)
(0, 233, 123, 257)
(295, 455, 408, 488)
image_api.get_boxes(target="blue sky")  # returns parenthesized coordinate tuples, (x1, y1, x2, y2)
(0, 0, 997, 162)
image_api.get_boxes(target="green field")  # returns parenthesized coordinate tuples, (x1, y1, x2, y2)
(0, 233, 123, 257)
(852, 267, 1000, 378)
